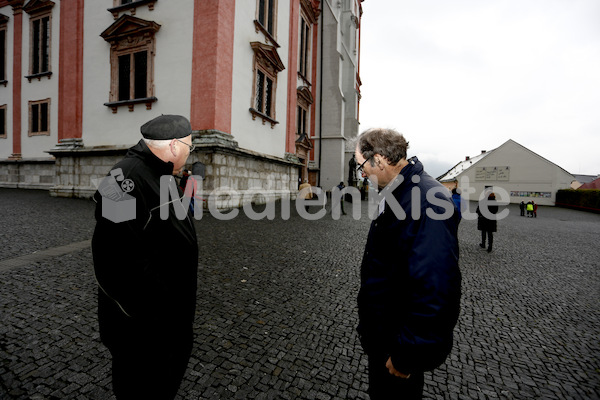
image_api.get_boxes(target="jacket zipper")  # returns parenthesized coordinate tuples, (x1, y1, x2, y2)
(93, 273, 133, 318)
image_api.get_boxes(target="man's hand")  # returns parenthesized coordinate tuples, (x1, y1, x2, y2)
(386, 357, 411, 379)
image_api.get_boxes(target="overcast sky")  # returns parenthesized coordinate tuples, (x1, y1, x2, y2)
(358, 0, 600, 179)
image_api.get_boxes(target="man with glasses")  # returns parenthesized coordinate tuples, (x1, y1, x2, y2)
(92, 114, 198, 399)
(355, 128, 461, 399)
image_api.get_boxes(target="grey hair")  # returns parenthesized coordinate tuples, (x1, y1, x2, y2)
(143, 138, 172, 149)
(356, 128, 409, 166)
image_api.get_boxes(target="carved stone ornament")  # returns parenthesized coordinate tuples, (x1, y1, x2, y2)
(295, 132, 313, 153)
(250, 42, 285, 73)
(297, 86, 313, 108)
(300, 0, 321, 24)
(100, 14, 161, 45)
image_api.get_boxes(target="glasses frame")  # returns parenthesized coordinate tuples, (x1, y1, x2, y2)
(356, 156, 372, 174)
(175, 139, 195, 152)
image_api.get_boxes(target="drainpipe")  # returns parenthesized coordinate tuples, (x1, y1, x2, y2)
(317, 0, 324, 187)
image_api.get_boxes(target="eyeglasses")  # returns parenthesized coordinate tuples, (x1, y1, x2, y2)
(356, 156, 372, 174)
(175, 139, 195, 152)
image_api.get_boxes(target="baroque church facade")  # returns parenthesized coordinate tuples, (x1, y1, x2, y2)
(0, 0, 364, 206)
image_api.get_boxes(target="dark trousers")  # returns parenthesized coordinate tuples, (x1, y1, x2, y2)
(110, 340, 192, 400)
(367, 354, 425, 400)
(481, 230, 493, 249)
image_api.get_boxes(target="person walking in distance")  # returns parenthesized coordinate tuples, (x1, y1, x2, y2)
(336, 181, 347, 215)
(519, 201, 525, 217)
(355, 128, 461, 399)
(477, 192, 499, 253)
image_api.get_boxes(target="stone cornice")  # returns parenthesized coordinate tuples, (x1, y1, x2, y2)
(250, 41, 285, 73)
(6, 0, 25, 13)
(23, 0, 55, 16)
(297, 86, 313, 106)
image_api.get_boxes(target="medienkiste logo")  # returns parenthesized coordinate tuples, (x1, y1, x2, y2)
(93, 168, 137, 223)
(93, 172, 509, 224)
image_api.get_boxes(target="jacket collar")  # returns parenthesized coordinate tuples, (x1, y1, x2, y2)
(399, 156, 422, 180)
(386, 156, 422, 194)
(127, 139, 174, 176)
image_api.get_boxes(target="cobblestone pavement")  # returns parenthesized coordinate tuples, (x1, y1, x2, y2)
(1, 188, 599, 399)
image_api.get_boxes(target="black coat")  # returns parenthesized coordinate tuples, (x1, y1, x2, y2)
(92, 140, 198, 351)
(357, 158, 461, 374)
(476, 202, 499, 232)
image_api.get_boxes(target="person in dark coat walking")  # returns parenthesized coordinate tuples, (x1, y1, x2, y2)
(355, 128, 461, 399)
(336, 181, 347, 215)
(477, 192, 499, 253)
(92, 115, 198, 400)
(519, 201, 525, 216)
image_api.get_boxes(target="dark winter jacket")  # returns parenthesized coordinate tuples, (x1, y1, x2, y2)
(476, 201, 499, 232)
(451, 192, 462, 219)
(92, 140, 198, 351)
(357, 158, 461, 374)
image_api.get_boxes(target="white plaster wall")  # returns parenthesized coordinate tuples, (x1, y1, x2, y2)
(83, 1, 195, 148)
(457, 141, 575, 205)
(20, 2, 60, 159)
(0, 5, 13, 159)
(320, 136, 345, 190)
(230, 0, 290, 158)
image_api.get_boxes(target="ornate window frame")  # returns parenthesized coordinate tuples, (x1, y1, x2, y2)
(298, 0, 320, 85)
(297, 104, 307, 136)
(295, 86, 313, 157)
(0, 14, 8, 86)
(100, 15, 160, 113)
(298, 13, 310, 83)
(296, 86, 312, 135)
(0, 104, 6, 139)
(24, 0, 55, 82)
(249, 42, 285, 128)
(28, 98, 50, 136)
(254, 0, 279, 47)
(108, 0, 157, 20)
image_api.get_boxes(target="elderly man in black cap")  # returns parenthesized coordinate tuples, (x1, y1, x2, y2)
(92, 115, 198, 400)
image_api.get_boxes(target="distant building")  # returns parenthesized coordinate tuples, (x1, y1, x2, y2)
(578, 177, 600, 190)
(0, 0, 364, 205)
(571, 174, 600, 189)
(438, 139, 575, 206)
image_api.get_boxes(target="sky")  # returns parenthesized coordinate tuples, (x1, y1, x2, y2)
(358, 0, 600, 179)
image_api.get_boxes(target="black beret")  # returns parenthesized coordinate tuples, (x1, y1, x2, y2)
(140, 114, 192, 140)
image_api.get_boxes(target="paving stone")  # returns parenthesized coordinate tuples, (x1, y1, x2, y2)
(0, 190, 599, 399)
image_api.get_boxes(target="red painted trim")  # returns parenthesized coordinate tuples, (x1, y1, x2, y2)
(285, 0, 300, 154)
(11, 8, 22, 158)
(309, 17, 318, 161)
(0, 1, 10, 8)
(190, 0, 235, 134)
(58, 0, 84, 141)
